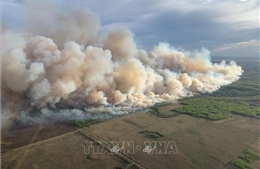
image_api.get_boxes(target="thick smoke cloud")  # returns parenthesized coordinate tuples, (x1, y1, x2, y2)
(1, 1, 243, 125)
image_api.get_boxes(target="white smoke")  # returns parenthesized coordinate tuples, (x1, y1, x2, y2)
(1, 1, 243, 125)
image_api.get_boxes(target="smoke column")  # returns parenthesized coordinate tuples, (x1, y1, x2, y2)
(1, 1, 243, 125)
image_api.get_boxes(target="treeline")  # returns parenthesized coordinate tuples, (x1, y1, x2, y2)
(175, 97, 260, 120)
(138, 130, 163, 139)
(150, 102, 179, 118)
(231, 149, 260, 169)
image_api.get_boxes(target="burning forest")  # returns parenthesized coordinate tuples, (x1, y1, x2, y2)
(1, 1, 243, 126)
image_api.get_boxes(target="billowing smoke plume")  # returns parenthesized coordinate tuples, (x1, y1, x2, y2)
(1, 1, 243, 125)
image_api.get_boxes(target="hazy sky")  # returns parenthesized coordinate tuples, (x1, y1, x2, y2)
(2, 0, 259, 58)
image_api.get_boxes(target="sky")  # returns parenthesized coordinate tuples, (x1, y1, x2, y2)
(1, 0, 259, 58)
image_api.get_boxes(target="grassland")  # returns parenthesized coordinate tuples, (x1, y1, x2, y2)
(74, 111, 259, 169)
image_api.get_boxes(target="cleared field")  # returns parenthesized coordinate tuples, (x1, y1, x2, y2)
(1, 122, 77, 153)
(1, 110, 259, 169)
(1, 132, 131, 169)
(80, 112, 259, 169)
